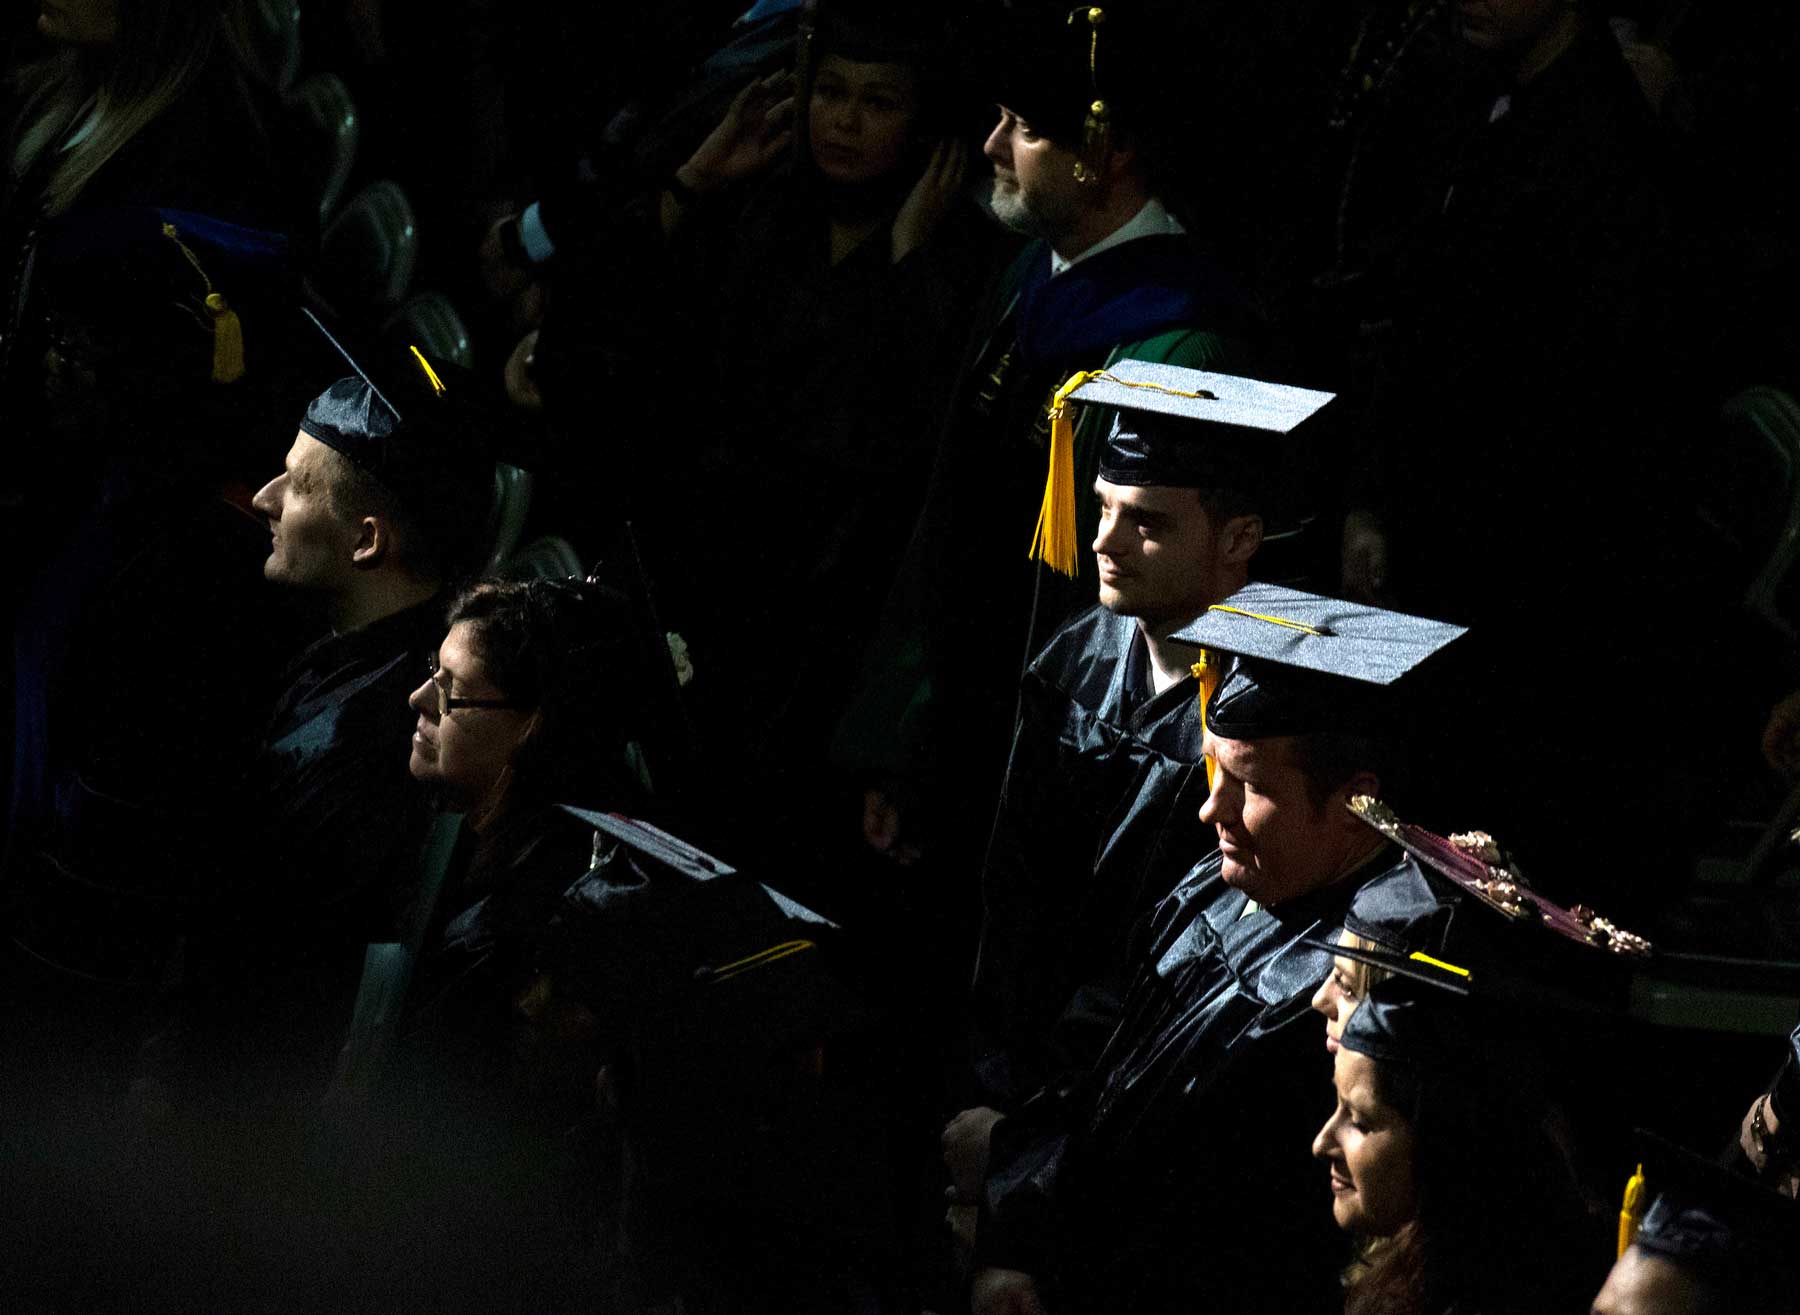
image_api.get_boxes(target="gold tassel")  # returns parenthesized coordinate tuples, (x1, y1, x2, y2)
(1617, 1162, 1648, 1258)
(1192, 649, 1218, 788)
(1068, 7, 1110, 184)
(1029, 370, 1095, 577)
(162, 222, 245, 384)
(205, 293, 244, 383)
(409, 344, 448, 396)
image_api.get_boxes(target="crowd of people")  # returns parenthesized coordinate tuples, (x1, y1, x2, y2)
(4, 0, 1800, 1311)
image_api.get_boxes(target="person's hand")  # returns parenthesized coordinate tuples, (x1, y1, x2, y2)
(478, 214, 532, 302)
(892, 139, 967, 264)
(1761, 692, 1800, 779)
(942, 1105, 1004, 1203)
(505, 329, 543, 413)
(679, 70, 796, 195)
(971, 1267, 1047, 1315)
(1341, 508, 1391, 604)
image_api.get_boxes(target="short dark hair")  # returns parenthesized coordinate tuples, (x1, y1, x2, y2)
(1194, 484, 1260, 528)
(1288, 731, 1401, 812)
(446, 578, 654, 820)
(319, 445, 485, 584)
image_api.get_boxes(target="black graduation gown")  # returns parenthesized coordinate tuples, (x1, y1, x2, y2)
(978, 846, 1466, 1315)
(970, 603, 1214, 1109)
(167, 595, 445, 1099)
(548, 812, 893, 1312)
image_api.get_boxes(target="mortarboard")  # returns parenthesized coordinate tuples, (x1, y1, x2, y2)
(1627, 1130, 1800, 1304)
(1029, 363, 1336, 577)
(1345, 795, 1653, 957)
(296, 311, 511, 569)
(551, 808, 862, 1054)
(987, 5, 1143, 178)
(38, 204, 290, 392)
(1167, 581, 1466, 740)
(1336, 975, 1511, 1094)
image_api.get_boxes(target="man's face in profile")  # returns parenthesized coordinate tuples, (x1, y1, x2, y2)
(250, 433, 358, 592)
(984, 104, 1086, 241)
(1091, 478, 1256, 629)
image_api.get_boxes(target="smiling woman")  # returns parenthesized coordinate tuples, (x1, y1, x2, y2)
(1310, 979, 1600, 1315)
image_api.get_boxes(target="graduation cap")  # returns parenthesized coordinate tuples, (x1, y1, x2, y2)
(987, 4, 1142, 177)
(1332, 962, 1602, 1114)
(37, 204, 290, 391)
(1167, 581, 1466, 740)
(1626, 1130, 1800, 1304)
(551, 807, 864, 1056)
(1029, 363, 1336, 577)
(297, 310, 509, 569)
(1346, 795, 1653, 957)
(1308, 936, 1630, 1017)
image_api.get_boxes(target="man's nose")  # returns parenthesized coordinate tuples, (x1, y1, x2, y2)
(983, 117, 1010, 166)
(251, 475, 282, 518)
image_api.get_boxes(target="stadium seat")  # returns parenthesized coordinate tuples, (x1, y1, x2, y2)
(383, 292, 473, 370)
(287, 72, 359, 227)
(311, 179, 418, 319)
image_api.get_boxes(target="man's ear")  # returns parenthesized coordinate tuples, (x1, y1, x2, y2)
(1332, 770, 1382, 820)
(350, 515, 389, 568)
(1219, 513, 1264, 566)
(1100, 132, 1140, 188)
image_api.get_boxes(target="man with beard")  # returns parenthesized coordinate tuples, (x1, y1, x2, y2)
(840, 6, 1267, 889)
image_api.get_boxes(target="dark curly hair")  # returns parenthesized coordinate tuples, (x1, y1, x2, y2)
(446, 577, 661, 828)
(1343, 1054, 1601, 1315)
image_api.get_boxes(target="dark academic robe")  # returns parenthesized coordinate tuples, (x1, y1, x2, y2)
(548, 812, 891, 1312)
(164, 594, 445, 1100)
(978, 846, 1465, 1315)
(833, 231, 1258, 867)
(970, 603, 1213, 1110)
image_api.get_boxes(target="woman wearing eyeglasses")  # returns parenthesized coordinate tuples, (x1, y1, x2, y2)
(402, 575, 665, 1032)
(362, 576, 673, 1296)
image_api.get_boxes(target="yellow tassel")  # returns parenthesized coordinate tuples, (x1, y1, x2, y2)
(1067, 8, 1110, 184)
(409, 344, 448, 396)
(162, 222, 245, 384)
(1029, 370, 1095, 577)
(1617, 1162, 1648, 1258)
(205, 293, 244, 383)
(1192, 648, 1218, 789)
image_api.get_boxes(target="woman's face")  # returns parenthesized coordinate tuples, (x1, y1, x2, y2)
(808, 54, 920, 185)
(1312, 1047, 1419, 1237)
(1309, 933, 1365, 1054)
(407, 620, 532, 816)
(38, 0, 119, 45)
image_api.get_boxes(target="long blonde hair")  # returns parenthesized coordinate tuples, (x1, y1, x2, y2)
(11, 0, 257, 217)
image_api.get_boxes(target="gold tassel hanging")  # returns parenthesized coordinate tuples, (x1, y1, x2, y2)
(204, 293, 244, 383)
(1067, 7, 1110, 184)
(1191, 649, 1219, 788)
(1029, 370, 1096, 577)
(162, 222, 245, 383)
(1617, 1162, 1648, 1258)
(409, 344, 448, 395)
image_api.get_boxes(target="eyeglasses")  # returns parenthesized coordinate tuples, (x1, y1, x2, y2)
(425, 651, 526, 717)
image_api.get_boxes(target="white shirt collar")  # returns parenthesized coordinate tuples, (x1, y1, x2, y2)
(1049, 197, 1185, 277)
